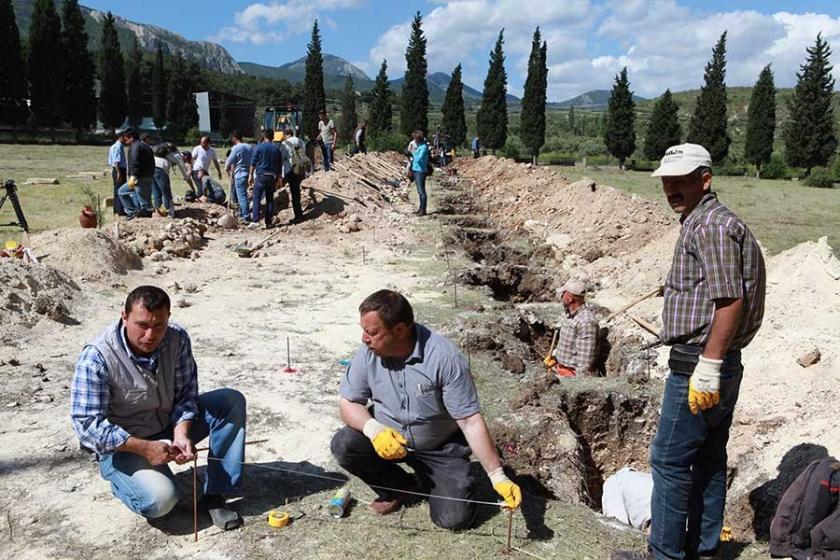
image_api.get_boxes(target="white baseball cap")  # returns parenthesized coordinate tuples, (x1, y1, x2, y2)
(559, 279, 587, 297)
(651, 143, 712, 177)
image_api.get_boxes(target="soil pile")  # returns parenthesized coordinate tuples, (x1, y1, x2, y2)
(115, 217, 208, 259)
(0, 259, 80, 337)
(32, 229, 141, 281)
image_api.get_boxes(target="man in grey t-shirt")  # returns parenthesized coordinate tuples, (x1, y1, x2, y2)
(316, 109, 337, 171)
(330, 290, 521, 529)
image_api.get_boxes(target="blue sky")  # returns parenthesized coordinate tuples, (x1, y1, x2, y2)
(82, 1, 840, 101)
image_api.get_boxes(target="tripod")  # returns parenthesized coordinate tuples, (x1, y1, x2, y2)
(0, 179, 29, 233)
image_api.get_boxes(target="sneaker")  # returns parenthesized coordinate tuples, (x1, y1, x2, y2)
(124, 213, 137, 221)
(203, 495, 242, 530)
(610, 551, 654, 560)
(246, 221, 260, 230)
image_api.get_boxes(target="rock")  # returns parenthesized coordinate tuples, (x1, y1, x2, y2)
(217, 213, 238, 229)
(149, 251, 171, 262)
(348, 223, 362, 233)
(337, 225, 351, 234)
(546, 233, 573, 252)
(348, 214, 362, 223)
(6, 401, 20, 408)
(175, 298, 192, 308)
(797, 348, 821, 368)
(501, 352, 526, 375)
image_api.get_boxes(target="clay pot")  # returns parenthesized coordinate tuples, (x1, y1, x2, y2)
(79, 206, 97, 228)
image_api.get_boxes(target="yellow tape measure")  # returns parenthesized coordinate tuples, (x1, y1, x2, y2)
(267, 510, 290, 528)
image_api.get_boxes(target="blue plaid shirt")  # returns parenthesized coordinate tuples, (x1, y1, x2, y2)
(70, 322, 199, 455)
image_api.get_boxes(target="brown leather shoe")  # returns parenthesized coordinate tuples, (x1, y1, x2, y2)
(368, 494, 408, 515)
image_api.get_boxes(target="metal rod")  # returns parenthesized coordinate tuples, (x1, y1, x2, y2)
(466, 333, 471, 370)
(362, 246, 366, 265)
(195, 439, 269, 453)
(504, 509, 513, 554)
(193, 455, 198, 542)
(287, 336, 291, 370)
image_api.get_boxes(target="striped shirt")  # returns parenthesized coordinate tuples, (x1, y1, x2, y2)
(661, 193, 765, 350)
(70, 322, 199, 455)
(553, 304, 598, 373)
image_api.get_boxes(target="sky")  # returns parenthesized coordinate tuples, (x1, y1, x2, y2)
(81, 0, 840, 102)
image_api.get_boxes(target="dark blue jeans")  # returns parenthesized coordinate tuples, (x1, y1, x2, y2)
(152, 168, 173, 214)
(649, 352, 743, 560)
(251, 174, 275, 226)
(233, 174, 249, 221)
(320, 143, 333, 171)
(414, 170, 427, 214)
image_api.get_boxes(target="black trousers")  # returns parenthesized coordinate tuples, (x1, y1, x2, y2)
(330, 426, 475, 529)
(112, 166, 126, 215)
(286, 172, 303, 219)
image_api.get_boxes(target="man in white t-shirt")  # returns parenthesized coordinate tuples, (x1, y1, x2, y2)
(190, 136, 222, 188)
(316, 109, 337, 172)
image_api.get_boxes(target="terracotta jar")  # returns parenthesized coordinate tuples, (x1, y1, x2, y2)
(79, 206, 97, 228)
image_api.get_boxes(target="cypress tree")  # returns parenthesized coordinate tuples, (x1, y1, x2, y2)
(643, 89, 682, 161)
(339, 74, 358, 145)
(440, 63, 467, 147)
(568, 106, 576, 134)
(152, 42, 167, 130)
(98, 11, 126, 131)
(368, 59, 392, 136)
(604, 67, 636, 168)
(27, 0, 65, 126)
(0, 0, 28, 125)
(165, 54, 197, 143)
(520, 27, 548, 163)
(126, 36, 144, 128)
(400, 12, 429, 136)
(744, 65, 776, 175)
(61, 0, 95, 130)
(302, 20, 326, 142)
(785, 34, 837, 174)
(476, 29, 508, 151)
(688, 32, 730, 163)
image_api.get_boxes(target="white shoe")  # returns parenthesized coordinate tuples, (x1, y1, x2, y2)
(246, 222, 260, 230)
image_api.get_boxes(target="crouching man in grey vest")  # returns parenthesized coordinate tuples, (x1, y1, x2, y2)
(71, 286, 247, 530)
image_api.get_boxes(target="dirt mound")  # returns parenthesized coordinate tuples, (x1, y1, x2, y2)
(32, 228, 142, 281)
(455, 157, 675, 263)
(0, 259, 81, 337)
(115, 217, 208, 259)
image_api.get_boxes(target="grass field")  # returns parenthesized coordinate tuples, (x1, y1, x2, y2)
(557, 165, 840, 255)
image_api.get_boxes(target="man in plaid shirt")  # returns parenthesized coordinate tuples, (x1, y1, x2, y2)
(613, 144, 765, 560)
(548, 279, 598, 377)
(71, 286, 247, 530)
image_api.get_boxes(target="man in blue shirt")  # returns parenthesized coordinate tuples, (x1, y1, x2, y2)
(411, 130, 430, 216)
(108, 130, 128, 216)
(471, 136, 480, 159)
(70, 285, 247, 530)
(225, 130, 252, 222)
(247, 128, 284, 229)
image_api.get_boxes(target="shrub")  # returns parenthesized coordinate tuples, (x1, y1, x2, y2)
(501, 138, 523, 159)
(807, 167, 836, 188)
(367, 131, 410, 153)
(184, 127, 202, 147)
(761, 153, 790, 180)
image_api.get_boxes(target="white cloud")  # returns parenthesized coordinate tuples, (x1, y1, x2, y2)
(209, 0, 363, 45)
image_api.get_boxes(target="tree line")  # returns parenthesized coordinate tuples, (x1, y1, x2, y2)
(604, 32, 837, 177)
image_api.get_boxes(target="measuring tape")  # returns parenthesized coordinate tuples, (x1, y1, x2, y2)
(267, 510, 290, 528)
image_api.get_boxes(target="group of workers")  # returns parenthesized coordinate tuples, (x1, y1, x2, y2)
(88, 139, 766, 560)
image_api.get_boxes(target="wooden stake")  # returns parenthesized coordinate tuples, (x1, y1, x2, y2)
(193, 455, 198, 542)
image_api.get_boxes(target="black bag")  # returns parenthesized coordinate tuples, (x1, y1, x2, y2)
(153, 142, 177, 158)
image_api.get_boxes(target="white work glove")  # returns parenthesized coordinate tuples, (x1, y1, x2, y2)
(688, 356, 722, 415)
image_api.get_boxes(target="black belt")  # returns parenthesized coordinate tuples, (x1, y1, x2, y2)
(668, 344, 741, 375)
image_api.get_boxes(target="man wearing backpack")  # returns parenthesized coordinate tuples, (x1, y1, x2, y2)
(281, 126, 307, 224)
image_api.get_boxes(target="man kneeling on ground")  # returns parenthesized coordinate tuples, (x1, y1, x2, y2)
(71, 286, 247, 529)
(331, 289, 522, 529)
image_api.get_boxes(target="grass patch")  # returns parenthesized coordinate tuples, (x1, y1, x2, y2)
(557, 166, 840, 255)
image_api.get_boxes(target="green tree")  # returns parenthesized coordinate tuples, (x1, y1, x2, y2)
(440, 63, 466, 147)
(567, 106, 576, 134)
(643, 89, 681, 161)
(785, 34, 837, 174)
(27, 0, 65, 126)
(368, 59, 392, 136)
(152, 42, 167, 130)
(743, 64, 776, 175)
(302, 20, 326, 141)
(126, 36, 144, 128)
(400, 11, 429, 136)
(165, 54, 197, 143)
(61, 0, 95, 129)
(519, 27, 548, 162)
(477, 29, 508, 151)
(98, 11, 126, 131)
(0, 0, 28, 125)
(339, 74, 358, 145)
(688, 32, 730, 163)
(604, 67, 636, 168)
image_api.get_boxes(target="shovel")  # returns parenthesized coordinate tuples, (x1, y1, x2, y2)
(232, 229, 282, 258)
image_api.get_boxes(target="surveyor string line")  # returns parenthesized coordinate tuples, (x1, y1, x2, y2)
(203, 457, 506, 507)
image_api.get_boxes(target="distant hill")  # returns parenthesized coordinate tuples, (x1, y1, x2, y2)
(240, 55, 374, 91)
(553, 89, 647, 109)
(12, 0, 242, 73)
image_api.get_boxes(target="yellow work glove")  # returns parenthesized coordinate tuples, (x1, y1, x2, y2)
(127, 175, 138, 189)
(488, 467, 522, 510)
(544, 355, 557, 368)
(363, 419, 408, 460)
(688, 356, 722, 415)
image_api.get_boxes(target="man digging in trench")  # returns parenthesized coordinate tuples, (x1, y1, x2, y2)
(71, 286, 247, 530)
(331, 289, 522, 529)
(612, 143, 766, 560)
(544, 279, 598, 378)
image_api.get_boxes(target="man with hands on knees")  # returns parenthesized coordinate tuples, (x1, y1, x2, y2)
(331, 289, 521, 530)
(71, 286, 247, 530)
(612, 144, 765, 560)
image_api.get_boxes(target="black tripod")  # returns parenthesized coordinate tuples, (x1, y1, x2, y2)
(0, 179, 30, 233)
